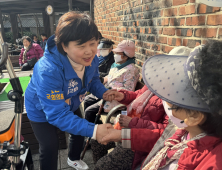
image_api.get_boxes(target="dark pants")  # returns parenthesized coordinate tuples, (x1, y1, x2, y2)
(21, 63, 33, 71)
(84, 94, 101, 123)
(30, 108, 84, 170)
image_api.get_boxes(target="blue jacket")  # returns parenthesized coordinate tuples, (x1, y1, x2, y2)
(25, 35, 108, 137)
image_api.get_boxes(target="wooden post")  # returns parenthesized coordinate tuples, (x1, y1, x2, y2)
(48, 0, 55, 36)
(90, 0, 94, 20)
(68, 0, 73, 11)
(42, 11, 50, 38)
(10, 13, 19, 44)
(0, 8, 6, 42)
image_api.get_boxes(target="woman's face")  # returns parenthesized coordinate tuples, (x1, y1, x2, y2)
(166, 102, 187, 121)
(62, 38, 99, 66)
(33, 36, 37, 41)
(23, 39, 31, 48)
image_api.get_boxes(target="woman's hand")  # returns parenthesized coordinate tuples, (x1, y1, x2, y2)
(119, 115, 132, 128)
(101, 128, 122, 145)
(103, 89, 116, 101)
(96, 123, 114, 144)
(103, 90, 124, 102)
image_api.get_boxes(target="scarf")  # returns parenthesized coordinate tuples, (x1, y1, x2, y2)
(114, 90, 153, 130)
(127, 90, 153, 116)
(111, 57, 135, 70)
(142, 129, 206, 170)
(22, 44, 32, 63)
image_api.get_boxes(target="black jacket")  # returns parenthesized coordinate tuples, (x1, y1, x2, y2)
(98, 51, 114, 79)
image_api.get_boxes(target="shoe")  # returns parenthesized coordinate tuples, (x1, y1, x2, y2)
(67, 158, 89, 170)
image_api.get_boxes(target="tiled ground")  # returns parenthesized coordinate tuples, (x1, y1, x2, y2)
(32, 137, 95, 170)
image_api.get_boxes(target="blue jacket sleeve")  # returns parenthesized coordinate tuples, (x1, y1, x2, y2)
(35, 67, 95, 137)
(89, 60, 108, 99)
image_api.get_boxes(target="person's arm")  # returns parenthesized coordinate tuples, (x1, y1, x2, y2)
(35, 66, 95, 137)
(122, 128, 164, 153)
(118, 85, 148, 105)
(34, 44, 44, 59)
(128, 115, 169, 129)
(19, 49, 24, 66)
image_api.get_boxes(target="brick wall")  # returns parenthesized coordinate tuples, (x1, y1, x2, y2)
(94, 0, 222, 79)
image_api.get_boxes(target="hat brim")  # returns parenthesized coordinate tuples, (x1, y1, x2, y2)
(142, 55, 210, 112)
(112, 47, 123, 53)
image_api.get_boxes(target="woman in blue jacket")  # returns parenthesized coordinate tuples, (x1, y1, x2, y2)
(25, 12, 113, 170)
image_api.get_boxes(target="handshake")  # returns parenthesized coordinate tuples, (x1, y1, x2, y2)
(96, 123, 122, 145)
(102, 89, 124, 102)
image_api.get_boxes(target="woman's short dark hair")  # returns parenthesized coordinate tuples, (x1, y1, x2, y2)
(40, 33, 47, 37)
(55, 12, 99, 56)
(32, 34, 37, 39)
(22, 36, 32, 43)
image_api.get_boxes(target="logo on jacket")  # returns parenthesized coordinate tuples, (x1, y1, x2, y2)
(47, 90, 64, 100)
(68, 79, 79, 95)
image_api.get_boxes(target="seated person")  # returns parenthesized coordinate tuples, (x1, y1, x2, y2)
(32, 34, 40, 45)
(97, 38, 115, 79)
(101, 41, 222, 170)
(19, 36, 43, 71)
(84, 40, 139, 123)
(91, 46, 191, 170)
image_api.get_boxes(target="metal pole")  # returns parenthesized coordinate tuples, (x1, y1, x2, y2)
(13, 113, 22, 164)
(68, 0, 73, 11)
(90, 0, 94, 20)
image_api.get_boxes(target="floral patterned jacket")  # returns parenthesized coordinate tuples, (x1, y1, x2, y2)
(103, 63, 139, 112)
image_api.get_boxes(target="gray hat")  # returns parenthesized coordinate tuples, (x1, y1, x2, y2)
(142, 46, 210, 112)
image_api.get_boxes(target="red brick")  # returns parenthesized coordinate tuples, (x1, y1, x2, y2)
(162, 45, 174, 53)
(186, 16, 205, 26)
(164, 8, 177, 17)
(180, 18, 185, 25)
(212, 7, 220, 13)
(163, 28, 175, 35)
(176, 38, 182, 46)
(198, 4, 206, 14)
(182, 39, 188, 46)
(168, 37, 173, 45)
(158, 36, 167, 44)
(187, 29, 193, 36)
(179, 6, 186, 15)
(173, 0, 188, 6)
(195, 28, 217, 38)
(176, 29, 182, 36)
(162, 18, 169, 26)
(218, 28, 222, 36)
(207, 15, 222, 25)
(179, 5, 195, 15)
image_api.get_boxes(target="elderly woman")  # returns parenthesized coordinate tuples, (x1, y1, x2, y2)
(91, 46, 191, 170)
(19, 36, 43, 71)
(102, 41, 222, 170)
(24, 12, 114, 170)
(97, 38, 115, 79)
(84, 40, 140, 123)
